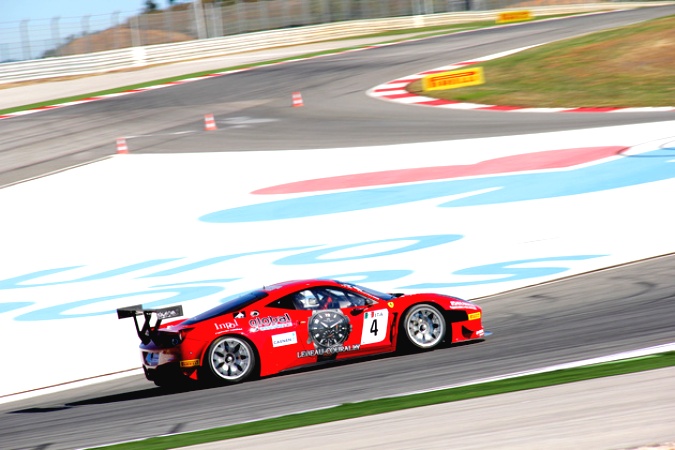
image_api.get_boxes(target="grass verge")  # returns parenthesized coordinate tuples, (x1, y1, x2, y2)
(90, 351, 675, 449)
(408, 14, 675, 107)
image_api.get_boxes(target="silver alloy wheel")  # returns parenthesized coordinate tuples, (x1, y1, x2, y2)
(404, 304, 446, 349)
(207, 336, 255, 382)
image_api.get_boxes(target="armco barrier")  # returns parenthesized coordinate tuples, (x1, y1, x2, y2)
(0, 3, 656, 85)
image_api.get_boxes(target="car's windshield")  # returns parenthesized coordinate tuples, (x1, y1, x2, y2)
(183, 289, 268, 324)
(343, 282, 395, 300)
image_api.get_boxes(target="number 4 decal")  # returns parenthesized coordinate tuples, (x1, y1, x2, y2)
(361, 309, 388, 345)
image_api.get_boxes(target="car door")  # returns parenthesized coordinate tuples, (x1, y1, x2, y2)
(254, 292, 317, 372)
(308, 286, 395, 359)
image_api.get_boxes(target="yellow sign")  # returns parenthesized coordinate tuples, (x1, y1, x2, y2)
(180, 359, 200, 368)
(468, 312, 481, 321)
(497, 10, 533, 24)
(422, 67, 485, 91)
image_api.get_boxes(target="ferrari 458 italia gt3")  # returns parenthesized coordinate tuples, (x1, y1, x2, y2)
(117, 279, 485, 387)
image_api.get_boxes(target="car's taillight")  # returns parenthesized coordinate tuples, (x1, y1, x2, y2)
(179, 327, 194, 341)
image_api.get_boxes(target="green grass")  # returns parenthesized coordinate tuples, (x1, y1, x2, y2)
(409, 14, 675, 107)
(89, 351, 675, 449)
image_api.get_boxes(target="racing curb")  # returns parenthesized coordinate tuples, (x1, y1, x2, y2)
(367, 46, 675, 113)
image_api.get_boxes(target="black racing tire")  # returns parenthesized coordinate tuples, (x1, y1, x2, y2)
(203, 335, 257, 384)
(399, 303, 446, 351)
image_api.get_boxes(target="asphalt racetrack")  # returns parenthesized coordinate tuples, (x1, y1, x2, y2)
(1, 5, 674, 450)
(1, 5, 675, 186)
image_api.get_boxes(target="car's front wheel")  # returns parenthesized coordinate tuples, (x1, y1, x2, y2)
(400, 304, 446, 350)
(204, 336, 257, 384)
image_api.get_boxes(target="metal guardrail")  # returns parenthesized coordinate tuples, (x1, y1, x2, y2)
(0, 4, 657, 85)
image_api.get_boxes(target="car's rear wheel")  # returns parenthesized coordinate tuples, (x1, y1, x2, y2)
(204, 336, 256, 384)
(401, 304, 446, 350)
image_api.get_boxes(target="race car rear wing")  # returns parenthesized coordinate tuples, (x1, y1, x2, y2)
(117, 304, 184, 345)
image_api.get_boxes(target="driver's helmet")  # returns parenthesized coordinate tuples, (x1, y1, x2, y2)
(294, 290, 319, 309)
(316, 290, 335, 309)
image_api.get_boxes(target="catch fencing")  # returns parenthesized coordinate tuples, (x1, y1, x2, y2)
(0, 0, 610, 62)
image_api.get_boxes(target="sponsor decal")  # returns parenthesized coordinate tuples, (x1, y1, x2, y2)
(497, 10, 533, 24)
(468, 312, 481, 320)
(422, 67, 485, 91)
(361, 309, 388, 345)
(155, 307, 182, 320)
(234, 311, 245, 319)
(214, 320, 239, 331)
(364, 310, 385, 320)
(180, 359, 200, 368)
(250, 313, 292, 331)
(477, 329, 485, 337)
(309, 310, 351, 348)
(272, 331, 297, 347)
(297, 344, 361, 358)
(251, 311, 260, 317)
(449, 300, 479, 310)
(388, 302, 395, 308)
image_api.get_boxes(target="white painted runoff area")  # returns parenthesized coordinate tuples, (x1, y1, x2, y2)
(1, 120, 674, 397)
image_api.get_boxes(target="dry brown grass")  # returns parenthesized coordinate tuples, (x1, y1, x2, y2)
(54, 27, 194, 56)
(409, 15, 675, 108)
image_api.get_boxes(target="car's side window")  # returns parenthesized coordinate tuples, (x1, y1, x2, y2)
(292, 289, 320, 310)
(344, 290, 369, 307)
(288, 287, 373, 310)
(319, 288, 370, 308)
(312, 288, 339, 309)
(266, 294, 299, 310)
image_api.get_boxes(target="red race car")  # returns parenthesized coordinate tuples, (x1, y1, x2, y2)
(117, 279, 485, 387)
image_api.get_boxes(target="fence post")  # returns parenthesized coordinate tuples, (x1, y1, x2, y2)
(257, 0, 270, 32)
(343, 0, 352, 21)
(301, 0, 310, 25)
(111, 12, 120, 50)
(282, 0, 290, 27)
(20, 20, 32, 60)
(194, 0, 207, 39)
(82, 15, 91, 55)
(131, 15, 142, 47)
(51, 17, 61, 57)
(212, 3, 223, 37)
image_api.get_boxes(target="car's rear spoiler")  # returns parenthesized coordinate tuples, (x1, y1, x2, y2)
(117, 304, 184, 345)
